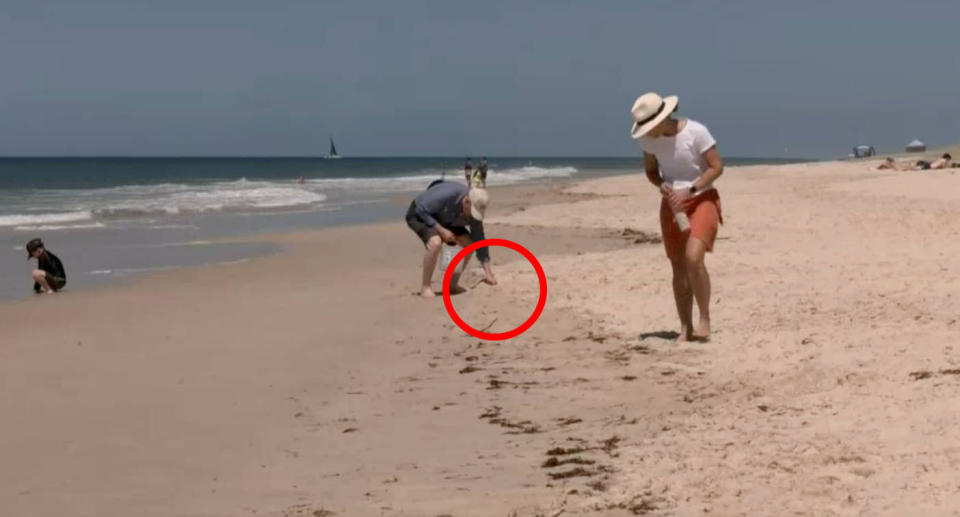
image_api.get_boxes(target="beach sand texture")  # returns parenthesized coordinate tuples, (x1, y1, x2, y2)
(2, 160, 960, 516)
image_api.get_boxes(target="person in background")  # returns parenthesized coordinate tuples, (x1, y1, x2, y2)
(877, 157, 898, 170)
(463, 157, 474, 184)
(631, 92, 724, 342)
(473, 157, 489, 187)
(911, 153, 952, 171)
(405, 181, 497, 298)
(928, 153, 952, 170)
(26, 238, 66, 294)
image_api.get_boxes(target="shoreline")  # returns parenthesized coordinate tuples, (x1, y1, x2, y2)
(4, 159, 960, 515)
(0, 174, 587, 303)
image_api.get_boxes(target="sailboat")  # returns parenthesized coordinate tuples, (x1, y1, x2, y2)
(324, 137, 342, 159)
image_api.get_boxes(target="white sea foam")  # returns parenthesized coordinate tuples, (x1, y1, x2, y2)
(0, 211, 94, 227)
(13, 222, 107, 231)
(303, 166, 578, 192)
(487, 166, 579, 183)
(88, 180, 328, 216)
(88, 265, 178, 276)
(0, 166, 576, 228)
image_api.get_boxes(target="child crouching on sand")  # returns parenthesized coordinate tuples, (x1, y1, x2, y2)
(631, 92, 724, 342)
(26, 238, 67, 294)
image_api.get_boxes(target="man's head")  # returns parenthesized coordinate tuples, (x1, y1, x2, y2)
(885, 157, 895, 163)
(942, 153, 952, 160)
(463, 188, 489, 221)
(26, 238, 44, 259)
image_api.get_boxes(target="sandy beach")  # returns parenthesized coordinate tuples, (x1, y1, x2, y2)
(3, 159, 960, 516)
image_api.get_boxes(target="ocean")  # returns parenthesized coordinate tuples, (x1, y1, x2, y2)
(0, 157, 798, 300)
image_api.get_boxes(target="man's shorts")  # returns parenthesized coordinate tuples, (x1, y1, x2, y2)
(405, 201, 468, 245)
(45, 272, 66, 291)
(659, 189, 722, 259)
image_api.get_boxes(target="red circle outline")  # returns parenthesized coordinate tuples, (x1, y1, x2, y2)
(442, 238, 547, 341)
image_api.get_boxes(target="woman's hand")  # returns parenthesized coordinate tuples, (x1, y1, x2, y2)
(659, 182, 673, 197)
(667, 186, 691, 213)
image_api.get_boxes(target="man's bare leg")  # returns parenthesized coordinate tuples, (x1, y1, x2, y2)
(684, 237, 711, 340)
(669, 257, 694, 341)
(448, 235, 473, 295)
(421, 235, 442, 297)
(32, 270, 53, 293)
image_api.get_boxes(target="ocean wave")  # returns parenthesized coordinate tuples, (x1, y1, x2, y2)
(88, 265, 178, 276)
(0, 211, 93, 227)
(0, 166, 576, 226)
(145, 224, 201, 230)
(12, 180, 328, 220)
(90, 182, 327, 216)
(88, 257, 250, 277)
(490, 166, 579, 183)
(13, 222, 106, 231)
(303, 166, 579, 191)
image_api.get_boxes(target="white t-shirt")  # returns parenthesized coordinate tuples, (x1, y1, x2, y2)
(640, 118, 717, 186)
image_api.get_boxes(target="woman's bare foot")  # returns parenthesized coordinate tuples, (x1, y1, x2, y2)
(692, 318, 711, 342)
(676, 324, 694, 342)
(420, 287, 435, 298)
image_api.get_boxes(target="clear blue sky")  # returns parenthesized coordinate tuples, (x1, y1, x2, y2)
(1, 0, 958, 158)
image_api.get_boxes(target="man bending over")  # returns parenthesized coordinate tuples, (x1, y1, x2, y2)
(405, 181, 497, 297)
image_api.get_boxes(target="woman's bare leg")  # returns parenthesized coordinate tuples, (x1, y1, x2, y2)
(669, 257, 694, 341)
(684, 237, 711, 340)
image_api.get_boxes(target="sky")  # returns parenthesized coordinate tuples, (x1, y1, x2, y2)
(1, 0, 958, 158)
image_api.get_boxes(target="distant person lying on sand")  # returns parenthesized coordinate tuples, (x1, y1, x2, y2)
(405, 181, 497, 297)
(631, 92, 724, 342)
(876, 157, 898, 170)
(26, 238, 66, 294)
(910, 153, 952, 171)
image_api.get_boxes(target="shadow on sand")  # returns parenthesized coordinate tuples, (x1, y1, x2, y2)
(639, 330, 680, 341)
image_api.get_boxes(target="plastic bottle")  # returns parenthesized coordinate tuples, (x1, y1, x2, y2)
(671, 180, 693, 231)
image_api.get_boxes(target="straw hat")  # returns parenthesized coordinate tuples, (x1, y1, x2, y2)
(630, 92, 679, 139)
(468, 188, 488, 221)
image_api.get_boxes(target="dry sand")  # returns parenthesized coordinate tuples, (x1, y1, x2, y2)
(2, 160, 960, 516)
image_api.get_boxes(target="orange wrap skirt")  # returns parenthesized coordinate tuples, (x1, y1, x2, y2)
(659, 189, 723, 258)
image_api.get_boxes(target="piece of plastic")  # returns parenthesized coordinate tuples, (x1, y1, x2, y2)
(671, 180, 693, 231)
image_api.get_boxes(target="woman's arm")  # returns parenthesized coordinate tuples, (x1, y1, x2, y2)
(667, 146, 723, 210)
(644, 152, 663, 188)
(691, 146, 723, 192)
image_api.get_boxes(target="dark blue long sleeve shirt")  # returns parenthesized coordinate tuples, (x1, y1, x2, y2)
(413, 181, 490, 263)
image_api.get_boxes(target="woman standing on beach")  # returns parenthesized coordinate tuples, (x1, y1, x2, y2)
(631, 92, 724, 341)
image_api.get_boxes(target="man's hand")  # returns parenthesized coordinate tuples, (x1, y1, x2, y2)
(435, 225, 456, 244)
